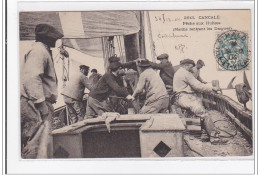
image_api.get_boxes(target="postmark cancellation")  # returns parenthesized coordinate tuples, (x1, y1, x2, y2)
(214, 30, 250, 71)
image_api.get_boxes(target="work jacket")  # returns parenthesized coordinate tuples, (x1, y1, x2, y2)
(89, 72, 129, 102)
(173, 67, 213, 94)
(133, 68, 168, 104)
(150, 61, 174, 88)
(62, 72, 93, 101)
(20, 42, 58, 104)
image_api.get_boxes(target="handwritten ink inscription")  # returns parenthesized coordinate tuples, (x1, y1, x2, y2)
(153, 13, 232, 39)
(175, 44, 187, 53)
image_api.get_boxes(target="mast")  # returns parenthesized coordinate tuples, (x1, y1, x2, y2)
(146, 11, 156, 62)
(139, 11, 146, 59)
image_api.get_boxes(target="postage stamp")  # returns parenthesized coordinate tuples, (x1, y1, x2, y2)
(214, 30, 249, 71)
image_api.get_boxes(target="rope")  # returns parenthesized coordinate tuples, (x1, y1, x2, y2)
(116, 36, 123, 60)
(213, 120, 238, 138)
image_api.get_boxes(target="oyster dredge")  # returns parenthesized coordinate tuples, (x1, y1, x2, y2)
(19, 11, 252, 158)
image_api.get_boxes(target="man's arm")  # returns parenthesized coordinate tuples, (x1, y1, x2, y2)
(197, 75, 206, 83)
(132, 73, 146, 97)
(186, 72, 213, 93)
(150, 62, 164, 70)
(23, 50, 46, 103)
(106, 75, 130, 97)
(23, 50, 50, 116)
(121, 61, 136, 69)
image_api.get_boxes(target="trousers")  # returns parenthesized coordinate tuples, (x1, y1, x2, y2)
(175, 93, 206, 117)
(140, 97, 169, 114)
(63, 96, 86, 124)
(20, 96, 54, 159)
(85, 96, 114, 118)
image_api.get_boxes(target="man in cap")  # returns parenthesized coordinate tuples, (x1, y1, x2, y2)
(89, 69, 102, 87)
(61, 65, 93, 124)
(108, 54, 139, 71)
(173, 59, 219, 136)
(86, 62, 134, 118)
(191, 59, 207, 84)
(20, 24, 63, 158)
(132, 59, 169, 114)
(150, 53, 174, 94)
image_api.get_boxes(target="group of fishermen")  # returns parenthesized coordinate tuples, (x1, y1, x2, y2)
(20, 24, 220, 159)
(62, 53, 219, 123)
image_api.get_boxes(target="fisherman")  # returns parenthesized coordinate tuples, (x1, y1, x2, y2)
(150, 53, 174, 94)
(20, 24, 64, 158)
(89, 68, 102, 87)
(107, 55, 130, 114)
(108, 54, 138, 71)
(107, 55, 146, 113)
(132, 59, 169, 114)
(191, 59, 207, 84)
(172, 59, 219, 137)
(61, 65, 93, 124)
(86, 61, 134, 118)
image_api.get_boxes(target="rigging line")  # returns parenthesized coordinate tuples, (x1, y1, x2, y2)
(53, 52, 60, 62)
(107, 38, 111, 58)
(119, 36, 124, 61)
(67, 56, 70, 81)
(105, 38, 109, 58)
(116, 36, 120, 58)
(117, 36, 123, 61)
(63, 66, 68, 75)
(115, 36, 121, 58)
(119, 36, 125, 62)
(111, 40, 114, 57)
(108, 42, 112, 58)
(101, 37, 108, 71)
(112, 38, 115, 56)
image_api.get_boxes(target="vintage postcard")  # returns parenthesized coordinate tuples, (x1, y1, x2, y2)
(19, 9, 253, 159)
(7, 1, 255, 174)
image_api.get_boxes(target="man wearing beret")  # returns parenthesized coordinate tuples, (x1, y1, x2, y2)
(61, 65, 93, 124)
(150, 53, 174, 95)
(191, 59, 207, 84)
(20, 24, 63, 158)
(86, 62, 134, 118)
(173, 59, 219, 136)
(132, 59, 169, 114)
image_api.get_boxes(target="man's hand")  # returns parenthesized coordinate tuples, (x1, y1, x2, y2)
(36, 101, 49, 119)
(212, 86, 221, 92)
(135, 58, 146, 63)
(126, 95, 135, 101)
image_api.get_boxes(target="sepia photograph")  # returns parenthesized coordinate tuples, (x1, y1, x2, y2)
(19, 9, 253, 159)
(4, 0, 257, 174)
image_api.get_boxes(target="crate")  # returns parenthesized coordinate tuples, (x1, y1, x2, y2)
(139, 114, 185, 157)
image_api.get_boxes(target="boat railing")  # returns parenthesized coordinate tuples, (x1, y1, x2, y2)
(198, 92, 252, 143)
(53, 92, 252, 142)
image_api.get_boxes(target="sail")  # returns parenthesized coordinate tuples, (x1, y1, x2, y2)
(19, 11, 140, 58)
(19, 11, 140, 39)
